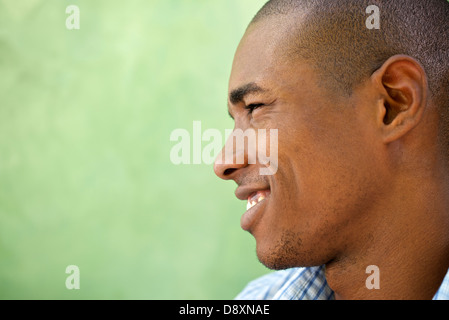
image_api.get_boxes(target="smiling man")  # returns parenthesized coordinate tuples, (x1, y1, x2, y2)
(214, 0, 449, 300)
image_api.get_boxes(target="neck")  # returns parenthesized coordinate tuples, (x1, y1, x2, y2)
(325, 171, 449, 300)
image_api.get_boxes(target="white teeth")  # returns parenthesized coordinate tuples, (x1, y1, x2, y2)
(246, 195, 266, 211)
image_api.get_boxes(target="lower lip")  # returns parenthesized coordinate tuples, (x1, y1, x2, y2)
(241, 196, 269, 231)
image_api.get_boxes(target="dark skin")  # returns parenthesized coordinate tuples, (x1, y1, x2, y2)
(214, 14, 449, 299)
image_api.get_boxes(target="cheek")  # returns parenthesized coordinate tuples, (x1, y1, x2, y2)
(258, 102, 386, 249)
(278, 116, 382, 226)
(253, 135, 382, 268)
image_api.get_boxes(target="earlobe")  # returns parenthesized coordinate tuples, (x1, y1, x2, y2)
(371, 55, 428, 144)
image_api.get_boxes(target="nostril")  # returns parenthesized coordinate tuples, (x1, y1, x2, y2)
(223, 168, 237, 176)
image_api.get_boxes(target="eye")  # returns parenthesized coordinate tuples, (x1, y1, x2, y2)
(244, 103, 264, 115)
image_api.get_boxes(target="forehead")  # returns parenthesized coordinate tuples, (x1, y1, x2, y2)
(229, 15, 307, 95)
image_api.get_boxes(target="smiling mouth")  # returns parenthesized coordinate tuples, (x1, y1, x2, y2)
(246, 190, 271, 211)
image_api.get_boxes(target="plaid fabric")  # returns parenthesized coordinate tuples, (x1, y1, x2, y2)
(433, 269, 449, 300)
(236, 265, 449, 300)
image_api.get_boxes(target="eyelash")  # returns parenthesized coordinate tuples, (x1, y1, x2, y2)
(244, 103, 264, 115)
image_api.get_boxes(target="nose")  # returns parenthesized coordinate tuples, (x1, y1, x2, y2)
(213, 130, 249, 180)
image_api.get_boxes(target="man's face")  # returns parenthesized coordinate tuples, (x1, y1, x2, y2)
(215, 16, 388, 269)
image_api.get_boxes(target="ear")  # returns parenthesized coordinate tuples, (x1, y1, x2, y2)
(371, 55, 428, 144)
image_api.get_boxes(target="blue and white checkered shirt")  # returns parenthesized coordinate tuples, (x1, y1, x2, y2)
(235, 265, 449, 300)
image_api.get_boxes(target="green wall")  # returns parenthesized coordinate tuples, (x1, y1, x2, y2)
(0, 0, 269, 299)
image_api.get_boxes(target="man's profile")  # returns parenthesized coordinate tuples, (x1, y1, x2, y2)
(214, 0, 449, 300)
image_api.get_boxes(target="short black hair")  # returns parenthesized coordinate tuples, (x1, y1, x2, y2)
(250, 0, 449, 141)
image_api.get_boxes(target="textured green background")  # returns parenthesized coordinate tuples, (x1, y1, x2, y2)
(0, 0, 269, 299)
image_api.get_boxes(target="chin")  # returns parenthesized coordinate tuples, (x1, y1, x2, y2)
(255, 233, 329, 270)
(257, 250, 328, 270)
(257, 254, 300, 270)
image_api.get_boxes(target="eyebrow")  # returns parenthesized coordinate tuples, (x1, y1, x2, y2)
(228, 82, 267, 119)
(229, 82, 267, 105)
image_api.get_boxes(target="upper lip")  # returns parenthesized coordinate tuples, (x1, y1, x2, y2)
(235, 185, 271, 201)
